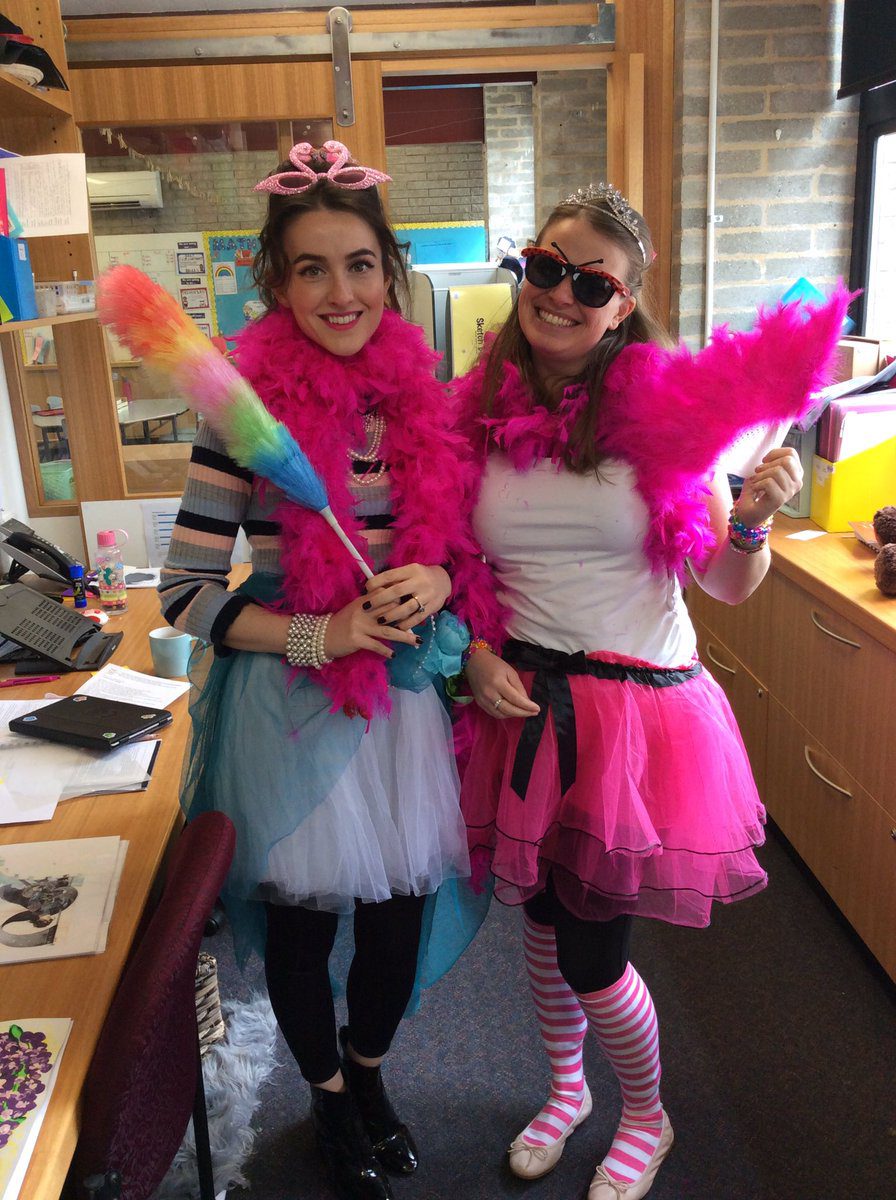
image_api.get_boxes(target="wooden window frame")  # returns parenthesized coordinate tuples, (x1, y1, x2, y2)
(3, 1, 673, 518)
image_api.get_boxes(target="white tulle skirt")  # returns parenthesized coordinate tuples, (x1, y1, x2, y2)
(261, 687, 469, 912)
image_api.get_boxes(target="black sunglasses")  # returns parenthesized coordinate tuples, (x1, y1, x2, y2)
(521, 243, 632, 309)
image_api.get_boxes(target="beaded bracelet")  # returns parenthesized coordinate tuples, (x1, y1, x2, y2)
(285, 612, 334, 668)
(462, 637, 494, 668)
(728, 506, 774, 555)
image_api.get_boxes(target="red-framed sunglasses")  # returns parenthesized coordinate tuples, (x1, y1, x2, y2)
(520, 243, 632, 308)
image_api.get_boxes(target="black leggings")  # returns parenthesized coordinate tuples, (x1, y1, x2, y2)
(264, 893, 426, 1086)
(523, 877, 634, 994)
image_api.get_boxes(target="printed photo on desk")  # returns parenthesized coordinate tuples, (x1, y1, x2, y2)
(0, 1018, 72, 1200)
(0, 836, 126, 964)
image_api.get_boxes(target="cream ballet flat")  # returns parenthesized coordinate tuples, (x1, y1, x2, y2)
(586, 1110, 674, 1200)
(507, 1082, 593, 1180)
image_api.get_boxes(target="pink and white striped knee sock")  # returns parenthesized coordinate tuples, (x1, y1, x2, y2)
(517, 915, 588, 1147)
(577, 963, 664, 1186)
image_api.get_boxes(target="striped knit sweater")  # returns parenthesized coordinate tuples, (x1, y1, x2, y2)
(159, 306, 507, 715)
(159, 419, 395, 645)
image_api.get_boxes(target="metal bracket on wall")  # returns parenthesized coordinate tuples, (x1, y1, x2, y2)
(327, 7, 354, 128)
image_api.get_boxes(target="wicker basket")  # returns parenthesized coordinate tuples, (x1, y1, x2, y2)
(195, 950, 226, 1056)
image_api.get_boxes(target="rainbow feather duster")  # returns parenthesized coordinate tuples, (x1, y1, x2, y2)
(97, 264, 373, 578)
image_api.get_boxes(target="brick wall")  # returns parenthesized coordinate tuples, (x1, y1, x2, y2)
(484, 82, 535, 256)
(674, 0, 859, 342)
(534, 71, 608, 231)
(89, 145, 486, 237)
(88, 152, 269, 237)
(385, 142, 484, 223)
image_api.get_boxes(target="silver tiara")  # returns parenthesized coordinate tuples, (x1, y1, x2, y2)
(564, 182, 648, 265)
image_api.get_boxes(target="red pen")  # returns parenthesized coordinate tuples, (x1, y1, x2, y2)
(0, 675, 62, 688)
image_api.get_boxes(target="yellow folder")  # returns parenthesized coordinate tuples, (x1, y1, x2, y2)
(446, 283, 514, 379)
(810, 437, 896, 531)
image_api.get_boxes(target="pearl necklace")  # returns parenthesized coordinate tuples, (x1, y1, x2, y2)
(349, 410, 387, 485)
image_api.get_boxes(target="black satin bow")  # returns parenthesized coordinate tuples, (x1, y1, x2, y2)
(503, 640, 702, 802)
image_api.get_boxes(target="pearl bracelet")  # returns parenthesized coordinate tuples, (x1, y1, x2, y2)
(728, 506, 773, 555)
(285, 612, 334, 668)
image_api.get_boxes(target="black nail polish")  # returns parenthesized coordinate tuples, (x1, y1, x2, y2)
(415, 636, 422, 645)
(362, 601, 372, 611)
(377, 616, 387, 625)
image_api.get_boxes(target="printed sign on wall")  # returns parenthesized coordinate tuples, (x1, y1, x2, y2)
(95, 232, 212, 356)
(204, 230, 261, 342)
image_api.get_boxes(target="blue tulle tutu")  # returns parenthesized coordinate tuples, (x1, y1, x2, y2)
(180, 573, 490, 992)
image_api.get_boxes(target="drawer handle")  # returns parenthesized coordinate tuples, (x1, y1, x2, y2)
(803, 746, 853, 798)
(810, 610, 861, 649)
(705, 643, 736, 675)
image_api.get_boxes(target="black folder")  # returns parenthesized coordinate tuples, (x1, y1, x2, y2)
(8, 694, 172, 752)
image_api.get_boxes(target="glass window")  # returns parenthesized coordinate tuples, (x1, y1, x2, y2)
(82, 119, 333, 496)
(865, 131, 896, 338)
(16, 328, 75, 504)
(851, 81, 896, 337)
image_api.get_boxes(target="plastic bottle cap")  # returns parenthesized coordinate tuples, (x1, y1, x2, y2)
(97, 529, 118, 547)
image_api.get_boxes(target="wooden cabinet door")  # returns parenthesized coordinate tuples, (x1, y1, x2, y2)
(764, 696, 896, 980)
(692, 617, 769, 800)
(685, 577, 775, 690)
(764, 573, 896, 814)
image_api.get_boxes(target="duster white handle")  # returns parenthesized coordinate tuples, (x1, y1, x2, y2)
(320, 505, 375, 580)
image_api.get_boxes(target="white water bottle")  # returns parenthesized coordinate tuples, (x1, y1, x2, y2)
(96, 527, 129, 612)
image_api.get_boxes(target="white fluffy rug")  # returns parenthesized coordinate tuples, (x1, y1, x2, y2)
(151, 993, 279, 1200)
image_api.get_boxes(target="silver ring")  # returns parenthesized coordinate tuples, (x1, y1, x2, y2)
(493, 696, 503, 710)
(413, 594, 425, 614)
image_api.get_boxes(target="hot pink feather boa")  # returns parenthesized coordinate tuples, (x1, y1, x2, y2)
(233, 305, 505, 718)
(452, 285, 851, 580)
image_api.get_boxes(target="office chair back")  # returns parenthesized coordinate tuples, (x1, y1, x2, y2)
(72, 811, 236, 1200)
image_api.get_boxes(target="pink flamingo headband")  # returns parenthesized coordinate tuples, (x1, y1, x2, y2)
(254, 139, 391, 195)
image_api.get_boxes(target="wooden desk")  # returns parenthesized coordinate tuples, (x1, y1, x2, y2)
(0, 585, 189, 1199)
(30, 412, 68, 459)
(687, 517, 896, 979)
(118, 399, 189, 445)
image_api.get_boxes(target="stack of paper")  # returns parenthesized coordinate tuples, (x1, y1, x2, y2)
(75, 662, 190, 706)
(796, 357, 896, 431)
(0, 836, 127, 963)
(0, 1018, 72, 1200)
(1, 661, 186, 825)
(0, 700, 158, 825)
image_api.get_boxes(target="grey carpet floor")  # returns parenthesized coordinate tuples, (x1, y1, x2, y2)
(211, 826, 896, 1200)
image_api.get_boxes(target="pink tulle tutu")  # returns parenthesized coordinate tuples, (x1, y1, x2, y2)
(460, 658, 767, 928)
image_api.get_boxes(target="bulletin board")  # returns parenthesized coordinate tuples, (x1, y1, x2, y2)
(94, 233, 213, 350)
(204, 229, 261, 341)
(394, 221, 487, 266)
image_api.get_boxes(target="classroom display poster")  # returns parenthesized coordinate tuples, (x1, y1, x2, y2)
(395, 221, 487, 266)
(95, 232, 212, 357)
(204, 230, 262, 343)
(0, 1018, 72, 1200)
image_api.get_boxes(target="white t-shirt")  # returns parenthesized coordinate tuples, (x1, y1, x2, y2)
(473, 452, 698, 668)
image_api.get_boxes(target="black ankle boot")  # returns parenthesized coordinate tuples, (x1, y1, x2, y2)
(339, 1026, 419, 1176)
(310, 1084, 394, 1200)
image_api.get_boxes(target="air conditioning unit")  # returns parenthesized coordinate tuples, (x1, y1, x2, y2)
(87, 170, 164, 210)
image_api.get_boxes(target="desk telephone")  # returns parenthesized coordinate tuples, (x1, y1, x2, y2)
(0, 521, 121, 671)
(0, 516, 82, 586)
